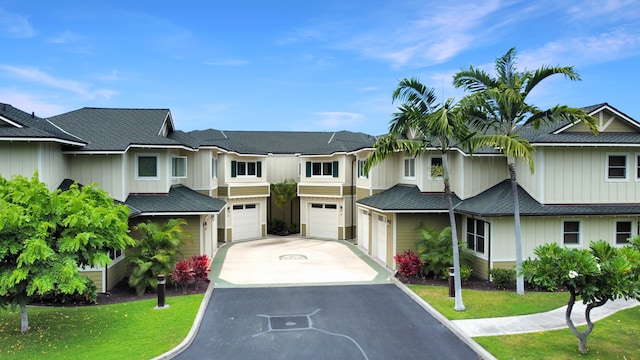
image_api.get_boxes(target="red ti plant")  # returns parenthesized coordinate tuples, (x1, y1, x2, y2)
(169, 254, 211, 294)
(394, 250, 424, 279)
(169, 260, 195, 294)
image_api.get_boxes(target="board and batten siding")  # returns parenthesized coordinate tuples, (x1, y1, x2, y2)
(266, 155, 299, 183)
(0, 142, 39, 180)
(461, 155, 508, 199)
(127, 150, 169, 194)
(69, 154, 125, 200)
(539, 147, 640, 204)
(38, 143, 68, 191)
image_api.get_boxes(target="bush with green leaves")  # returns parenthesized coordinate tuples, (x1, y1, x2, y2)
(489, 268, 516, 289)
(522, 239, 640, 355)
(416, 225, 471, 279)
(128, 218, 189, 296)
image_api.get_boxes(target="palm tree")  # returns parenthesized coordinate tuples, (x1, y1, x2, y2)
(453, 48, 598, 295)
(364, 78, 472, 311)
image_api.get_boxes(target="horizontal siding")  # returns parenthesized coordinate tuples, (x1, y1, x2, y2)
(356, 187, 371, 201)
(298, 185, 341, 196)
(218, 186, 229, 197)
(179, 216, 201, 259)
(230, 185, 269, 197)
(469, 256, 490, 280)
(342, 185, 353, 196)
(107, 259, 127, 290)
(396, 213, 451, 254)
(80, 270, 104, 292)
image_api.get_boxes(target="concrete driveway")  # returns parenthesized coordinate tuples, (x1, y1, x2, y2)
(161, 237, 492, 360)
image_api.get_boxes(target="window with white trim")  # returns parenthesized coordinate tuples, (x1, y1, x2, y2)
(231, 160, 261, 177)
(430, 156, 443, 178)
(172, 156, 187, 178)
(615, 221, 632, 245)
(403, 158, 415, 178)
(607, 154, 627, 180)
(563, 220, 581, 245)
(466, 218, 485, 254)
(357, 159, 369, 178)
(136, 154, 158, 179)
(109, 248, 124, 262)
(636, 154, 640, 180)
(305, 161, 338, 178)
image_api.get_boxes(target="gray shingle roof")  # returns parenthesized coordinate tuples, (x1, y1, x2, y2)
(125, 185, 225, 215)
(0, 103, 85, 145)
(49, 107, 186, 152)
(57, 179, 141, 217)
(454, 180, 640, 217)
(188, 129, 376, 155)
(357, 184, 460, 212)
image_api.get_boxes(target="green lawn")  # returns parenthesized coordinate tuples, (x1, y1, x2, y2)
(407, 284, 569, 319)
(475, 307, 640, 359)
(0, 294, 204, 359)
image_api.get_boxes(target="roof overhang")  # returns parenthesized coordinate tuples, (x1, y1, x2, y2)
(0, 137, 87, 146)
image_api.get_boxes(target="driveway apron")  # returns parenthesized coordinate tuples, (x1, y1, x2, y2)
(169, 237, 487, 360)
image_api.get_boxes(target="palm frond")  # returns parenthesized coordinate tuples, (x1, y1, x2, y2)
(453, 66, 496, 92)
(524, 65, 581, 96)
(471, 134, 536, 172)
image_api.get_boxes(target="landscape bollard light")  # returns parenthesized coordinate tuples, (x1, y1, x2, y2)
(448, 267, 455, 298)
(157, 274, 166, 308)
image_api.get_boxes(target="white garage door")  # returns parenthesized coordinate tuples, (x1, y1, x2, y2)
(358, 209, 369, 250)
(374, 214, 387, 264)
(232, 204, 260, 241)
(309, 203, 338, 239)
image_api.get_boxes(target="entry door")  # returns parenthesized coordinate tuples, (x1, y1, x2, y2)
(359, 209, 369, 250)
(309, 203, 338, 239)
(232, 204, 260, 240)
(376, 215, 387, 264)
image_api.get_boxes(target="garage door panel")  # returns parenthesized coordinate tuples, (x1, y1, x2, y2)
(309, 203, 338, 239)
(232, 204, 260, 241)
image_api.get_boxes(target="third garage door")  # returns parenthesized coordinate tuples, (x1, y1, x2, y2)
(309, 203, 338, 239)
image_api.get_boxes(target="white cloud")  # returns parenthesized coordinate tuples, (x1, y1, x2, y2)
(0, 64, 117, 100)
(312, 111, 365, 130)
(0, 8, 35, 38)
(0, 90, 66, 117)
(49, 30, 82, 44)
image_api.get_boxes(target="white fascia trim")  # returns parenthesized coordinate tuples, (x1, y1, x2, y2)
(303, 152, 348, 158)
(533, 142, 640, 148)
(229, 152, 268, 158)
(0, 137, 86, 146)
(0, 115, 23, 127)
(136, 211, 221, 216)
(62, 143, 196, 155)
(355, 203, 447, 214)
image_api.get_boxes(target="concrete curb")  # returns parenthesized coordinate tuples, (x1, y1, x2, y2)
(151, 281, 216, 360)
(391, 277, 497, 360)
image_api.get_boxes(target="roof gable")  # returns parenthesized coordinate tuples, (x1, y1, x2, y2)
(0, 103, 86, 145)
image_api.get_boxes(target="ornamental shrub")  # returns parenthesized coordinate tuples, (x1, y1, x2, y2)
(489, 268, 516, 289)
(394, 250, 424, 278)
(169, 254, 211, 294)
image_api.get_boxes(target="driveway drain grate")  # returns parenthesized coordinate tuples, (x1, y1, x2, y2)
(269, 315, 310, 330)
(279, 254, 307, 260)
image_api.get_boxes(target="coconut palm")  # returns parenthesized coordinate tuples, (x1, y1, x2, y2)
(453, 48, 598, 295)
(364, 77, 472, 311)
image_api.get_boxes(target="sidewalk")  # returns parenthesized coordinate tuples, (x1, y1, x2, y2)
(452, 298, 640, 337)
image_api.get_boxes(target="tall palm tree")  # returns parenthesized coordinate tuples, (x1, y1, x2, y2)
(364, 78, 472, 311)
(453, 48, 598, 295)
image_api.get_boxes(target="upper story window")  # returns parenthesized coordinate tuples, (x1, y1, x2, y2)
(607, 154, 627, 180)
(136, 154, 158, 179)
(212, 157, 218, 178)
(615, 220, 632, 245)
(172, 157, 187, 178)
(466, 218, 486, 254)
(305, 161, 338, 178)
(403, 158, 415, 178)
(430, 156, 443, 178)
(636, 154, 640, 180)
(563, 220, 581, 246)
(231, 160, 261, 178)
(357, 159, 369, 179)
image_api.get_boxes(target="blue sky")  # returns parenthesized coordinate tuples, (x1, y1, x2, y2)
(1, 1, 639, 135)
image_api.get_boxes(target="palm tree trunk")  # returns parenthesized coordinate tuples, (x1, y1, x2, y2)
(444, 155, 465, 311)
(508, 162, 525, 295)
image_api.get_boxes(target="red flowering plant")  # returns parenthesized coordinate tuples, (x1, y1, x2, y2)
(394, 250, 424, 279)
(169, 254, 211, 294)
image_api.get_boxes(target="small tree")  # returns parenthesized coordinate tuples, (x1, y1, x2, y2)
(522, 239, 640, 355)
(128, 218, 188, 296)
(0, 174, 134, 333)
(416, 225, 471, 281)
(270, 179, 298, 231)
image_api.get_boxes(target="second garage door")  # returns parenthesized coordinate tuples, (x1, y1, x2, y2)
(309, 203, 338, 239)
(232, 204, 260, 241)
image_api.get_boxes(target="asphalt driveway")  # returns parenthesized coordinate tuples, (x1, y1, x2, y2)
(173, 285, 482, 360)
(165, 238, 489, 359)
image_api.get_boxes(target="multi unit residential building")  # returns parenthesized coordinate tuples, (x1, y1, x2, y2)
(1, 102, 639, 290)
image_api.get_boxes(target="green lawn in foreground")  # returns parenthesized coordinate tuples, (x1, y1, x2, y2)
(0, 294, 204, 359)
(407, 284, 569, 320)
(475, 306, 640, 359)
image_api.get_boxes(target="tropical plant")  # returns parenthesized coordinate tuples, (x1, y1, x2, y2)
(364, 77, 473, 311)
(0, 174, 134, 333)
(394, 250, 424, 278)
(489, 268, 516, 290)
(128, 218, 188, 296)
(270, 179, 298, 227)
(416, 225, 471, 281)
(521, 240, 640, 354)
(453, 48, 599, 295)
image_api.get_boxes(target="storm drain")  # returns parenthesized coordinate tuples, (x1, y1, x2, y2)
(279, 254, 307, 260)
(269, 315, 310, 330)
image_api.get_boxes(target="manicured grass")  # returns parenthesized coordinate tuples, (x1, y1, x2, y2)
(407, 284, 569, 320)
(475, 306, 640, 359)
(0, 294, 204, 359)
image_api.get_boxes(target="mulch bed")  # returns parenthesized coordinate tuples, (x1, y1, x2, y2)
(95, 280, 209, 306)
(396, 273, 503, 291)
